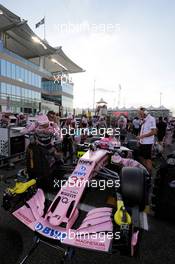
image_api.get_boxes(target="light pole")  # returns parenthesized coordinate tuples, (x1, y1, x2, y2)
(160, 92, 162, 107)
(118, 84, 122, 108)
(93, 79, 96, 112)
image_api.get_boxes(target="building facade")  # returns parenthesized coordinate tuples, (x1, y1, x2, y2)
(42, 74, 73, 114)
(0, 4, 84, 115)
(0, 44, 44, 113)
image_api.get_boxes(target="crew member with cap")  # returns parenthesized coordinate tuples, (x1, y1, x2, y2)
(137, 107, 157, 174)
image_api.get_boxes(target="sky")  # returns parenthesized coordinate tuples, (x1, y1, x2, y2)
(1, 0, 175, 111)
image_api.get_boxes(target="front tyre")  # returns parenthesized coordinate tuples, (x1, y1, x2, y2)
(120, 167, 147, 211)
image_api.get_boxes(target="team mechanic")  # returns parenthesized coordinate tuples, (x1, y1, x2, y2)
(137, 107, 157, 174)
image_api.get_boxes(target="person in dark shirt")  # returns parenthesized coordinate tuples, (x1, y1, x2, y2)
(156, 116, 167, 145)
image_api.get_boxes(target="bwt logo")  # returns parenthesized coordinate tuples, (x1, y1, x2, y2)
(53, 74, 72, 84)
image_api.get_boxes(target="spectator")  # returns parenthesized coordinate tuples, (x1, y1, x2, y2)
(65, 114, 72, 128)
(98, 116, 107, 128)
(126, 119, 132, 133)
(132, 117, 141, 136)
(0, 111, 13, 127)
(62, 134, 74, 162)
(117, 115, 127, 130)
(164, 117, 173, 146)
(47, 111, 56, 123)
(88, 117, 93, 128)
(118, 115, 127, 142)
(81, 115, 88, 128)
(92, 116, 97, 128)
(17, 112, 27, 127)
(156, 116, 167, 145)
(55, 113, 60, 126)
(71, 115, 77, 129)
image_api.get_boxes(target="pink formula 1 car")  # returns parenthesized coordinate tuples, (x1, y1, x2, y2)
(10, 140, 148, 263)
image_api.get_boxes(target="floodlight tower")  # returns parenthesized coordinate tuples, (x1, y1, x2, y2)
(117, 84, 122, 108)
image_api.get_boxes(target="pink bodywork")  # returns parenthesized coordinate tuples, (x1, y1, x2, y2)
(13, 138, 143, 252)
(96, 137, 121, 149)
(111, 155, 148, 173)
(13, 148, 113, 252)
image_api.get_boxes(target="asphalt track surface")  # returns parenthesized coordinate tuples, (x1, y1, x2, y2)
(0, 145, 175, 264)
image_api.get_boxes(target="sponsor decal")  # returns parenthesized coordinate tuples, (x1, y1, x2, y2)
(61, 197, 69, 204)
(17, 212, 33, 224)
(75, 238, 105, 248)
(74, 171, 86, 177)
(79, 166, 86, 171)
(79, 159, 93, 166)
(77, 151, 85, 158)
(70, 190, 78, 194)
(73, 165, 87, 177)
(61, 191, 76, 199)
(35, 223, 67, 240)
